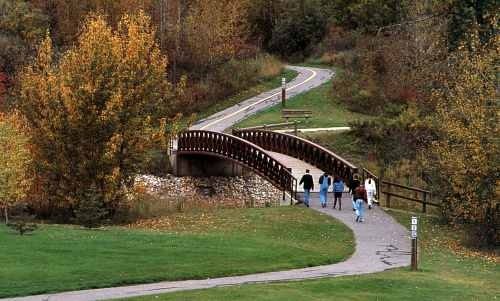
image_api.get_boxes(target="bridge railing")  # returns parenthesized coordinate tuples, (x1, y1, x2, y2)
(177, 130, 297, 201)
(232, 129, 358, 181)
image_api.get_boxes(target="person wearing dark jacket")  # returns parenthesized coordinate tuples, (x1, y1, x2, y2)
(299, 169, 314, 207)
(348, 175, 361, 211)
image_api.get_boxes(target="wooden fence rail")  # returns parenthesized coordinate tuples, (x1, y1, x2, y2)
(380, 180, 439, 213)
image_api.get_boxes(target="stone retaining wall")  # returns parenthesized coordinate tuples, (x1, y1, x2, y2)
(135, 174, 283, 207)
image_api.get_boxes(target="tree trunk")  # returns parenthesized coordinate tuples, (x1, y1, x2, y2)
(4, 206, 8, 224)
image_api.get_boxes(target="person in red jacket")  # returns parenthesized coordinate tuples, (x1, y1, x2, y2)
(354, 185, 367, 222)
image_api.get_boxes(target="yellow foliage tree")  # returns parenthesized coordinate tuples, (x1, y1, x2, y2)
(0, 112, 33, 224)
(422, 36, 499, 245)
(17, 12, 173, 219)
(183, 0, 249, 70)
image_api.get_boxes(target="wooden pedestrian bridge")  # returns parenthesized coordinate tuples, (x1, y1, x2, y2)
(173, 129, 358, 202)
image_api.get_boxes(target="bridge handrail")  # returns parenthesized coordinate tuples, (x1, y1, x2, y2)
(233, 129, 358, 180)
(177, 130, 297, 199)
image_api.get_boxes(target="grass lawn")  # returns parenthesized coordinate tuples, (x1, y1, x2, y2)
(234, 80, 370, 129)
(192, 68, 298, 123)
(119, 210, 499, 301)
(0, 207, 354, 298)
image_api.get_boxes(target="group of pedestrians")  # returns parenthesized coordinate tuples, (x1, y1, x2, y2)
(299, 170, 377, 223)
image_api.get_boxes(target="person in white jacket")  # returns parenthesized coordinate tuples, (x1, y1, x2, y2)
(364, 176, 377, 209)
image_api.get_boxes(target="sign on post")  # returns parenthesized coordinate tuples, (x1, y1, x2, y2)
(411, 216, 418, 270)
(411, 216, 418, 238)
(281, 78, 286, 107)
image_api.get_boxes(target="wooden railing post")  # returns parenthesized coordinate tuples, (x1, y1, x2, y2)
(386, 183, 391, 208)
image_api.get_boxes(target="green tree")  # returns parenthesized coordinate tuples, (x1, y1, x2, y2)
(247, 0, 328, 58)
(267, 1, 327, 59)
(447, 0, 498, 51)
(0, 0, 48, 74)
(17, 12, 173, 220)
(0, 112, 33, 224)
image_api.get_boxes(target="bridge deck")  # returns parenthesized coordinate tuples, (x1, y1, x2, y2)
(268, 151, 325, 193)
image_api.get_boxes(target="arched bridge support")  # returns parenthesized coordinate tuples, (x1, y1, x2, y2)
(174, 130, 297, 199)
(172, 153, 249, 177)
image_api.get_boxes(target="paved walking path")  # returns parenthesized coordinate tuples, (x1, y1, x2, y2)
(5, 197, 410, 301)
(3, 66, 411, 301)
(190, 65, 334, 132)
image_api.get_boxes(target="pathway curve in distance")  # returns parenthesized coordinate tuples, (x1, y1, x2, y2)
(190, 65, 333, 132)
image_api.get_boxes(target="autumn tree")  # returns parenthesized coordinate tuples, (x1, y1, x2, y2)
(17, 12, 173, 220)
(422, 37, 499, 246)
(30, 0, 153, 46)
(183, 0, 249, 71)
(0, 112, 33, 224)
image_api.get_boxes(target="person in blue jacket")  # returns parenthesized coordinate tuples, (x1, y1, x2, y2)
(333, 176, 345, 210)
(318, 172, 331, 208)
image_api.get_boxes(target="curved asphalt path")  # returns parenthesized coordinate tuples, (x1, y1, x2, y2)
(3, 66, 410, 301)
(190, 65, 333, 132)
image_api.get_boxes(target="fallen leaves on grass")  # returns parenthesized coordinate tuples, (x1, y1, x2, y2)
(127, 210, 253, 233)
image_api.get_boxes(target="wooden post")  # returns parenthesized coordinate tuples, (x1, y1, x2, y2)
(281, 78, 286, 107)
(411, 238, 418, 270)
(294, 120, 298, 136)
(423, 192, 427, 213)
(376, 178, 381, 205)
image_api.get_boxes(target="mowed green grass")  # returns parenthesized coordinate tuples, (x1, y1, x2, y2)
(0, 207, 354, 298)
(235, 80, 370, 129)
(120, 210, 500, 301)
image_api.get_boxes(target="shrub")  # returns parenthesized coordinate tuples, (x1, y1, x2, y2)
(7, 220, 38, 235)
(74, 188, 109, 229)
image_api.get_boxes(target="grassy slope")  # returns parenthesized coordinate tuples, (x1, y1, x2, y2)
(120, 210, 499, 301)
(235, 79, 371, 129)
(0, 207, 354, 298)
(193, 69, 298, 123)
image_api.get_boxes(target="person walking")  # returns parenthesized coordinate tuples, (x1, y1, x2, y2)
(348, 174, 361, 211)
(332, 176, 344, 210)
(364, 176, 377, 209)
(354, 185, 367, 222)
(299, 169, 314, 207)
(318, 172, 331, 208)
